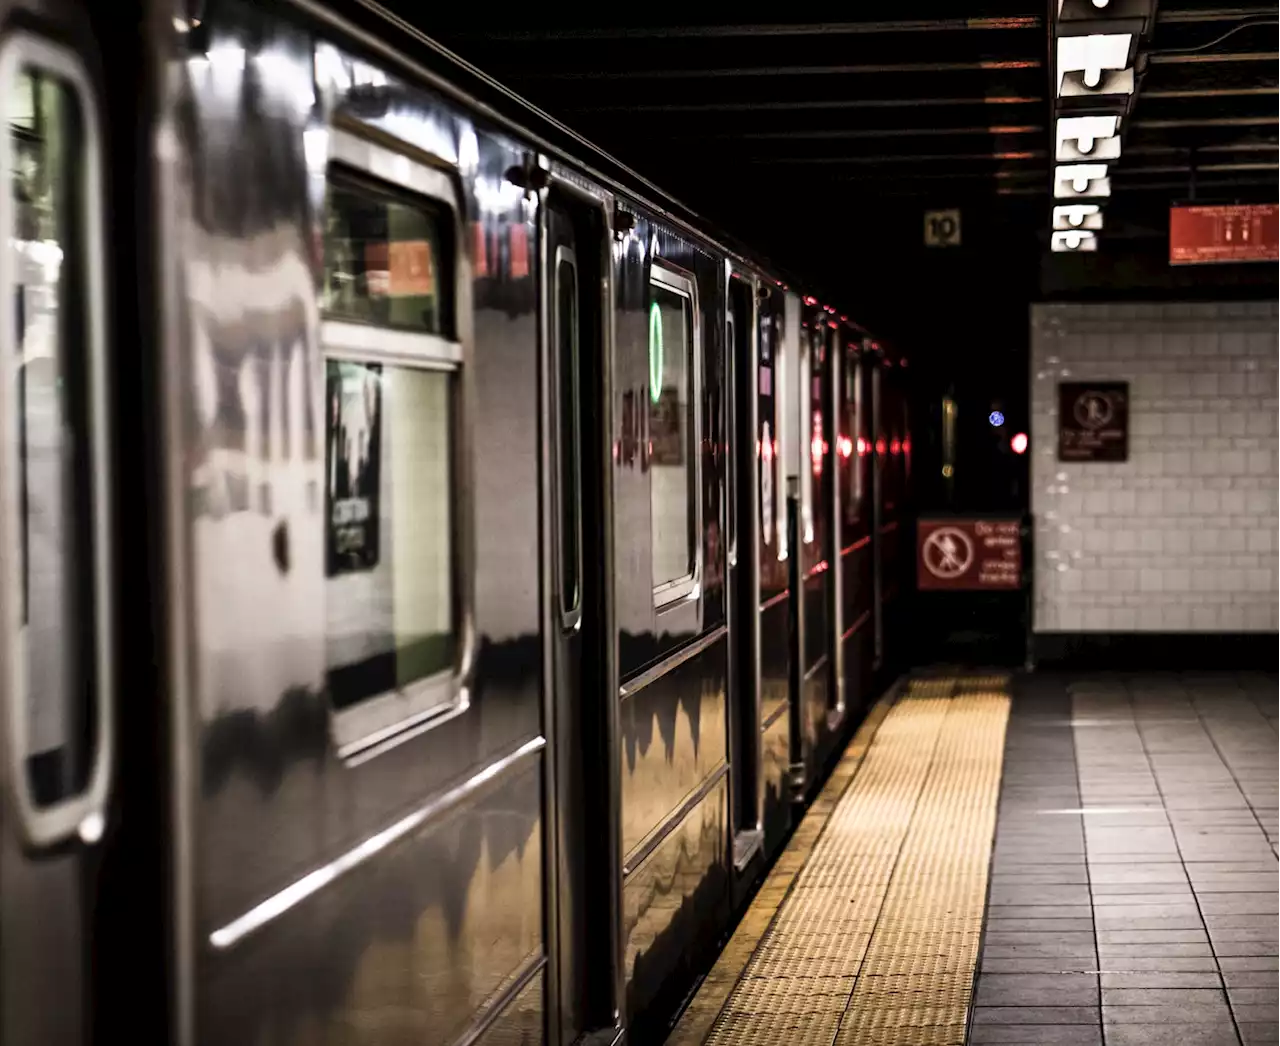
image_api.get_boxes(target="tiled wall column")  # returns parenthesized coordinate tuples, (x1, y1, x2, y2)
(1030, 301, 1279, 634)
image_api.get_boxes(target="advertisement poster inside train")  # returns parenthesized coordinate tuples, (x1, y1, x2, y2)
(650, 386, 684, 466)
(326, 360, 383, 576)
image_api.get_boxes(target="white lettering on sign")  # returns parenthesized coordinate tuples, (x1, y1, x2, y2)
(924, 209, 962, 247)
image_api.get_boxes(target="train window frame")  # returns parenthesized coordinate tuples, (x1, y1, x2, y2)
(647, 262, 703, 612)
(0, 31, 113, 848)
(552, 244, 583, 632)
(320, 127, 473, 763)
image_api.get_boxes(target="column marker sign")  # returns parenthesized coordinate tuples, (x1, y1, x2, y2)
(924, 209, 961, 247)
(917, 518, 1021, 591)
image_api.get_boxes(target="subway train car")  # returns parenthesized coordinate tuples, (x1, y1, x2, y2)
(0, 0, 913, 1044)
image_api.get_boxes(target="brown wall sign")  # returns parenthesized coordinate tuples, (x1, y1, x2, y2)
(1058, 382, 1128, 462)
(917, 518, 1022, 591)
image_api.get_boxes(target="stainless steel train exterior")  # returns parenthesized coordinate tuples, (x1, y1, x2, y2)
(0, 1, 913, 1044)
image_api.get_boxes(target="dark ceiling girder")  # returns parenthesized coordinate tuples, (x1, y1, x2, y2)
(1116, 161, 1279, 173)
(720, 124, 1045, 141)
(563, 95, 1045, 114)
(1133, 115, 1280, 128)
(446, 17, 1043, 41)
(1143, 85, 1278, 97)
(1148, 49, 1279, 63)
(519, 59, 1043, 80)
(750, 150, 1048, 165)
(1155, 5, 1279, 22)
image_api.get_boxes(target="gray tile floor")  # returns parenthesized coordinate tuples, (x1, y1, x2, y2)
(970, 672, 1278, 1046)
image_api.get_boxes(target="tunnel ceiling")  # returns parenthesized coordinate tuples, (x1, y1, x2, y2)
(380, 1, 1277, 297)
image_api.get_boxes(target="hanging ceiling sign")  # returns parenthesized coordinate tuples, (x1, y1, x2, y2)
(1170, 204, 1279, 265)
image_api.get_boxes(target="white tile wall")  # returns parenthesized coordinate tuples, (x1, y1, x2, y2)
(1031, 301, 1279, 634)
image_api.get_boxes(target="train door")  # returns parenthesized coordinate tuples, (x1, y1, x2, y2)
(799, 317, 834, 776)
(726, 274, 761, 874)
(838, 340, 873, 716)
(755, 294, 789, 846)
(543, 190, 617, 1045)
(871, 357, 884, 670)
(0, 23, 112, 1046)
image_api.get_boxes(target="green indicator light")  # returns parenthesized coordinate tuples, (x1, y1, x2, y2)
(648, 301, 663, 404)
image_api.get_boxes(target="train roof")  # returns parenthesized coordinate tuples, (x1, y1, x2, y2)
(290, 0, 881, 337)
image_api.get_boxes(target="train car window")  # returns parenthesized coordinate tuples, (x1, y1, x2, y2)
(554, 249, 582, 627)
(848, 352, 864, 520)
(319, 132, 465, 760)
(649, 265, 700, 606)
(1, 34, 113, 847)
(322, 169, 447, 336)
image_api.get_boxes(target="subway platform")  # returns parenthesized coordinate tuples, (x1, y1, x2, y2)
(666, 671, 1278, 1046)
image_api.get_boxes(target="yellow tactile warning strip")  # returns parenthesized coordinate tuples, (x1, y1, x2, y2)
(665, 674, 1012, 1046)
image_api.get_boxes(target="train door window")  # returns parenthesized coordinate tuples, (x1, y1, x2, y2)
(648, 264, 700, 607)
(554, 247, 581, 627)
(1, 34, 112, 845)
(850, 353, 864, 517)
(725, 304, 736, 565)
(320, 130, 465, 760)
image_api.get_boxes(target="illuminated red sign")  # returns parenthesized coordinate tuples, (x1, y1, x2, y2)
(1170, 204, 1279, 265)
(917, 518, 1022, 591)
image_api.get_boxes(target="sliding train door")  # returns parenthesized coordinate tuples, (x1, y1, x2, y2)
(725, 272, 762, 879)
(797, 312, 836, 781)
(543, 189, 618, 1045)
(754, 289, 790, 849)
(838, 341, 875, 716)
(0, 16, 114, 1046)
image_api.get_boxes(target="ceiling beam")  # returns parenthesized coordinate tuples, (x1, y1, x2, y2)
(1155, 5, 1279, 23)
(1143, 85, 1278, 98)
(1132, 115, 1280, 128)
(697, 124, 1045, 141)
(441, 17, 1043, 42)
(518, 59, 1042, 80)
(1148, 50, 1279, 64)
(749, 150, 1047, 165)
(561, 95, 1045, 114)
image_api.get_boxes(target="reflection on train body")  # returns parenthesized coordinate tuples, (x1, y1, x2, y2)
(0, 2, 914, 1044)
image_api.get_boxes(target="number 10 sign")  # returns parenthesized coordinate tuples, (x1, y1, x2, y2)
(924, 209, 961, 247)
